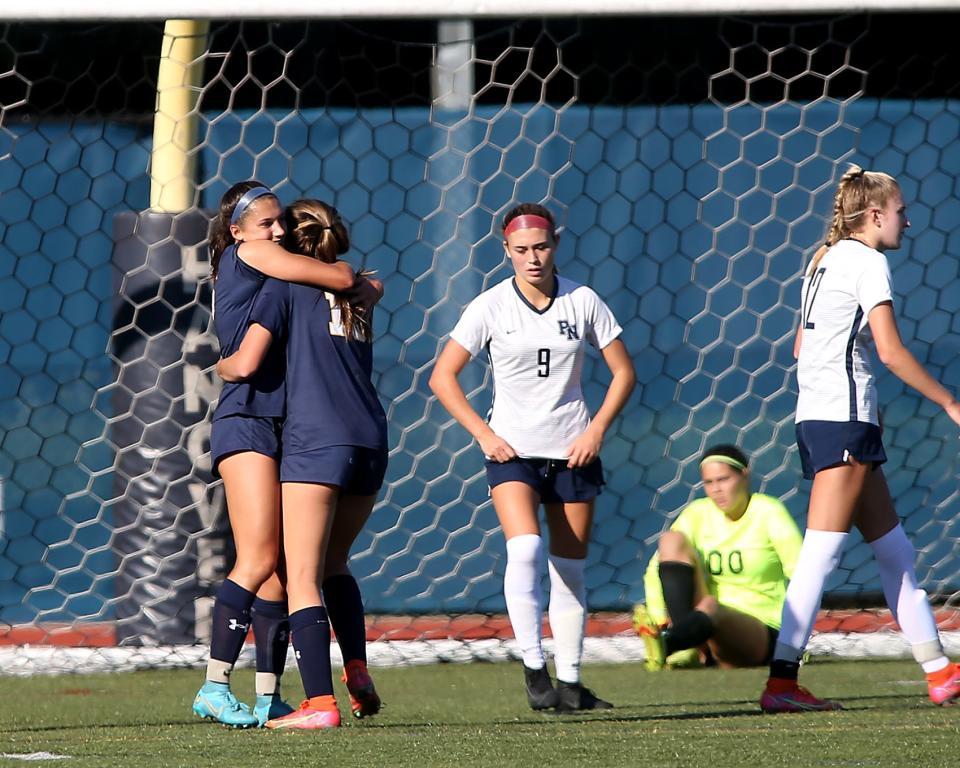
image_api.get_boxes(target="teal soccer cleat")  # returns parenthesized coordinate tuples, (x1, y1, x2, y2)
(193, 681, 259, 728)
(254, 693, 296, 726)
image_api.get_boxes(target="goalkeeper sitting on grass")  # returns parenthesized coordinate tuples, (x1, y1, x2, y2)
(635, 444, 802, 670)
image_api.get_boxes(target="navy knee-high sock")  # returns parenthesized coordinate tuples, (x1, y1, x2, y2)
(323, 574, 367, 665)
(210, 580, 256, 669)
(289, 606, 333, 699)
(252, 597, 289, 695)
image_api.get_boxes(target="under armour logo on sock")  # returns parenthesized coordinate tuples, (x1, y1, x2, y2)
(228, 619, 249, 632)
(295, 649, 301, 660)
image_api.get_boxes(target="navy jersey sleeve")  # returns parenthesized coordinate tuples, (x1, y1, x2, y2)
(249, 278, 289, 342)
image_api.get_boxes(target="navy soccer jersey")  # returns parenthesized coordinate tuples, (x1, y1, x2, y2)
(212, 244, 286, 420)
(250, 278, 387, 454)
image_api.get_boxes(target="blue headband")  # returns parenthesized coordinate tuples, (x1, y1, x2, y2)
(230, 186, 274, 225)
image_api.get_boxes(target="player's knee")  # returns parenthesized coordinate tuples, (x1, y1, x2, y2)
(233, 554, 279, 588)
(695, 595, 719, 616)
(658, 530, 692, 561)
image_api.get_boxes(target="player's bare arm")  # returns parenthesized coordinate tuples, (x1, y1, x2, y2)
(216, 324, 274, 382)
(869, 301, 960, 423)
(429, 339, 517, 463)
(565, 338, 635, 468)
(239, 240, 355, 290)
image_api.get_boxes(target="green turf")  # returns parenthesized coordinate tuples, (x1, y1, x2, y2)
(1, 659, 958, 767)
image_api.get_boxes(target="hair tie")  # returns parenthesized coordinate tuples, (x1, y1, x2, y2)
(504, 214, 553, 237)
(230, 186, 273, 225)
(700, 454, 747, 471)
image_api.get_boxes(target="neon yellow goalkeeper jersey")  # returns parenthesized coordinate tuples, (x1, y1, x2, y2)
(643, 494, 802, 630)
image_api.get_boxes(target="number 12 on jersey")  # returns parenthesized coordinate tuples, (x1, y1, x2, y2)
(802, 267, 827, 330)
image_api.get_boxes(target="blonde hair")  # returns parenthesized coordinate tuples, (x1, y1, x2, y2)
(281, 199, 372, 342)
(807, 164, 900, 276)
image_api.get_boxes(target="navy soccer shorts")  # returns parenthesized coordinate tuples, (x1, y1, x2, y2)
(210, 414, 282, 475)
(281, 445, 388, 495)
(796, 420, 887, 480)
(485, 456, 604, 504)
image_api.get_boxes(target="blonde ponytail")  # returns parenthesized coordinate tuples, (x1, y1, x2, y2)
(807, 164, 899, 276)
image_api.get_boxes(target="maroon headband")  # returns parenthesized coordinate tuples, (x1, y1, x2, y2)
(504, 214, 553, 237)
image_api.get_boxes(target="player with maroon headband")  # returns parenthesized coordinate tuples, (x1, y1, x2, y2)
(430, 203, 636, 711)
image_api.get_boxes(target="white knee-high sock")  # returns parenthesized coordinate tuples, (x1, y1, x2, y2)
(548, 554, 587, 684)
(773, 529, 848, 663)
(504, 534, 546, 670)
(870, 524, 947, 673)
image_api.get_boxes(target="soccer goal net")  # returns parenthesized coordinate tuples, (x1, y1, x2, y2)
(2, 1, 960, 675)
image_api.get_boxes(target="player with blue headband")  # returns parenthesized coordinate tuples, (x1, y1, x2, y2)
(229, 185, 275, 225)
(194, 181, 377, 728)
(216, 198, 387, 729)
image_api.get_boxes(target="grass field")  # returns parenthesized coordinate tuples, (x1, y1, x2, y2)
(2, 659, 958, 767)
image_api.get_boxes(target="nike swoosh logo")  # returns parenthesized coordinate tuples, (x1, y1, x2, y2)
(505, 329, 516, 334)
(199, 694, 226, 717)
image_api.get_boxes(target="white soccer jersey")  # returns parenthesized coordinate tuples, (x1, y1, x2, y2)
(450, 276, 623, 459)
(795, 239, 893, 425)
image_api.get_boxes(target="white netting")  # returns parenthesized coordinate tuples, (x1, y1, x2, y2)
(2, 12, 960, 673)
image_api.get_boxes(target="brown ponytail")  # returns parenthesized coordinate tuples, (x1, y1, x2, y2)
(282, 199, 371, 342)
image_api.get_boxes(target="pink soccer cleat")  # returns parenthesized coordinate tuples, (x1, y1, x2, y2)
(760, 679, 843, 714)
(928, 664, 960, 706)
(265, 696, 341, 730)
(342, 659, 382, 719)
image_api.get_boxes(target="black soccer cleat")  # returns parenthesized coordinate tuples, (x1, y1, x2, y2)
(555, 680, 613, 712)
(524, 664, 560, 710)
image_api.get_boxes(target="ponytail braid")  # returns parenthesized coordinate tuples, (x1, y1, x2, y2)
(807, 164, 899, 276)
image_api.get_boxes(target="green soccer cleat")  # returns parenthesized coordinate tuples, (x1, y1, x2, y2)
(666, 647, 702, 669)
(193, 681, 259, 728)
(632, 603, 667, 671)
